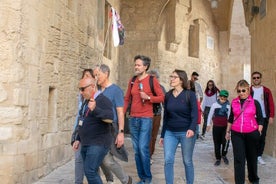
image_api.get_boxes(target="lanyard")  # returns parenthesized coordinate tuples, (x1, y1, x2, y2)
(85, 108, 90, 117)
(79, 100, 89, 118)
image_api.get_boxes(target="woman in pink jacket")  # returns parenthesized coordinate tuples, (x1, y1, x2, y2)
(226, 80, 263, 184)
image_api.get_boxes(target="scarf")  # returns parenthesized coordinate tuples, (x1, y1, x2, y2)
(217, 99, 230, 116)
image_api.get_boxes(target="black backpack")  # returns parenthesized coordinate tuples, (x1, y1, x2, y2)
(130, 75, 161, 115)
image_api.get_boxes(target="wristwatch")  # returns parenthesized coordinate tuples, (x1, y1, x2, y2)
(119, 129, 124, 133)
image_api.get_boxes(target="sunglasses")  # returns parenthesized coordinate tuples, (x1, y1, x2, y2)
(237, 89, 247, 93)
(252, 76, 260, 80)
(79, 84, 92, 92)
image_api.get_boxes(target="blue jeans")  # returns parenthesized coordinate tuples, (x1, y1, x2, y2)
(75, 145, 85, 184)
(81, 145, 109, 184)
(129, 117, 152, 183)
(164, 130, 196, 184)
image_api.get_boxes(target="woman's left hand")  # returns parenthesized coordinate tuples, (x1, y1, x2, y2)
(186, 130, 194, 138)
(258, 125, 263, 135)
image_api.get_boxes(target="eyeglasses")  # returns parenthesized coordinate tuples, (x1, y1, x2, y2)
(252, 76, 260, 80)
(237, 89, 247, 93)
(208, 84, 214, 86)
(169, 75, 179, 79)
(79, 84, 92, 92)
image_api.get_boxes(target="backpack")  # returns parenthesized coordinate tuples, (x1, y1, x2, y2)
(130, 75, 162, 115)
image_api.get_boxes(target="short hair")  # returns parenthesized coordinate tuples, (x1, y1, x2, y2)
(134, 55, 151, 71)
(99, 64, 110, 77)
(192, 71, 199, 76)
(235, 79, 250, 90)
(148, 69, 160, 79)
(251, 71, 262, 78)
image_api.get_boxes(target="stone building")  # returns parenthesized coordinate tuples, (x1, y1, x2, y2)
(0, 0, 275, 183)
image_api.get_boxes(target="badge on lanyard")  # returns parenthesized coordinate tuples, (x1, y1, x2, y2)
(78, 118, 84, 126)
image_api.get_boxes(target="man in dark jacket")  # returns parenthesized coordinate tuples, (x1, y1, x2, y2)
(250, 71, 275, 165)
(72, 77, 113, 184)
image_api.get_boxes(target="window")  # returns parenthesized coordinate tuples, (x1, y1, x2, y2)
(188, 20, 199, 58)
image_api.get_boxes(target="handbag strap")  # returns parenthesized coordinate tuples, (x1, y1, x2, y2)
(233, 99, 249, 123)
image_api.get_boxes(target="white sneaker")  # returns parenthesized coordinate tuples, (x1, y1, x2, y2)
(258, 156, 266, 165)
(107, 181, 114, 184)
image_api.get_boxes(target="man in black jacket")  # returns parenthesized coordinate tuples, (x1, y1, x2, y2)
(72, 77, 113, 184)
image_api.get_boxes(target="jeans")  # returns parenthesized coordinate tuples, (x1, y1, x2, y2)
(129, 117, 152, 183)
(196, 125, 200, 139)
(164, 130, 196, 184)
(101, 152, 129, 183)
(81, 145, 109, 184)
(202, 107, 211, 135)
(75, 146, 85, 184)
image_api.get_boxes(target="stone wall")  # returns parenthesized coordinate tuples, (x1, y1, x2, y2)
(118, 0, 243, 93)
(1, 0, 275, 183)
(0, 0, 120, 183)
(248, 0, 276, 157)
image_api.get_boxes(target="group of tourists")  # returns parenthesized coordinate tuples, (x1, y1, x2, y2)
(198, 71, 274, 184)
(71, 54, 274, 184)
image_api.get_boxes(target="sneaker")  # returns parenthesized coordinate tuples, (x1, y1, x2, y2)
(222, 156, 229, 165)
(258, 156, 266, 165)
(107, 181, 114, 184)
(214, 160, 221, 166)
(127, 176, 132, 184)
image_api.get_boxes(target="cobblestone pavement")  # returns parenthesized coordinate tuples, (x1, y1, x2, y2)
(34, 133, 276, 184)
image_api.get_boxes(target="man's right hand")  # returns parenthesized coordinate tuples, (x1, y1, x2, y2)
(72, 140, 80, 151)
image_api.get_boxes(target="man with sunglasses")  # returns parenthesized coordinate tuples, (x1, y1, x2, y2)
(250, 71, 275, 165)
(72, 69, 97, 184)
(190, 71, 203, 103)
(191, 71, 203, 140)
(72, 77, 114, 183)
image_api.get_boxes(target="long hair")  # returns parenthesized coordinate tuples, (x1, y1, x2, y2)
(81, 69, 93, 79)
(188, 80, 195, 92)
(173, 69, 188, 89)
(204, 80, 219, 94)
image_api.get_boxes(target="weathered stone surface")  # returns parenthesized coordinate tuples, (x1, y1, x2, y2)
(1, 0, 276, 183)
(0, 107, 22, 124)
